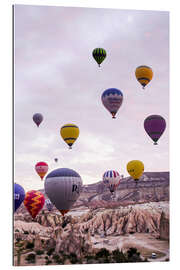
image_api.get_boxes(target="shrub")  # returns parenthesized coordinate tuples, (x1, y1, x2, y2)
(112, 249, 127, 263)
(26, 242, 34, 249)
(25, 253, 36, 263)
(36, 250, 44, 255)
(95, 248, 110, 259)
(47, 248, 55, 256)
(69, 253, 78, 264)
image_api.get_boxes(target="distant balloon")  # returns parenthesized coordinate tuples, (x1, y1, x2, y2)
(45, 199, 53, 212)
(44, 168, 83, 216)
(127, 160, 144, 182)
(103, 170, 121, 193)
(144, 115, 166, 145)
(92, 48, 106, 67)
(35, 162, 48, 180)
(14, 183, 25, 212)
(33, 113, 43, 127)
(60, 123, 79, 149)
(54, 158, 58, 163)
(135, 65, 153, 89)
(101, 88, 123, 118)
(24, 190, 45, 219)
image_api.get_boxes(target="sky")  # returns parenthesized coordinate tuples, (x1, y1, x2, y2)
(14, 4, 169, 191)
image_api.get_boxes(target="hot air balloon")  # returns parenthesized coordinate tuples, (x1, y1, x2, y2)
(144, 115, 166, 145)
(33, 113, 43, 127)
(35, 162, 48, 180)
(44, 168, 82, 216)
(60, 124, 79, 149)
(24, 190, 45, 219)
(14, 183, 25, 212)
(135, 65, 153, 89)
(92, 48, 106, 67)
(101, 88, 123, 118)
(103, 170, 121, 193)
(127, 160, 144, 183)
(45, 199, 53, 212)
(54, 158, 58, 163)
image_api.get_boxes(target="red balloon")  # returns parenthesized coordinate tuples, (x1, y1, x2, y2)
(24, 190, 45, 219)
(35, 162, 48, 180)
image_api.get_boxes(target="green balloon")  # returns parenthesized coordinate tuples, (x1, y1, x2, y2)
(92, 48, 106, 67)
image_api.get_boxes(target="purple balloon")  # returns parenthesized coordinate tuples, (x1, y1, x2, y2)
(144, 115, 166, 145)
(33, 113, 43, 127)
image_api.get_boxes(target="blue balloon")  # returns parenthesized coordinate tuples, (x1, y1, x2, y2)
(101, 88, 123, 118)
(45, 199, 53, 211)
(14, 183, 25, 212)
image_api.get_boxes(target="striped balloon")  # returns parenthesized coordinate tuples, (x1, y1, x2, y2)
(135, 65, 153, 89)
(103, 170, 121, 193)
(101, 88, 123, 118)
(60, 123, 79, 149)
(35, 162, 48, 180)
(92, 48, 106, 67)
(24, 190, 45, 219)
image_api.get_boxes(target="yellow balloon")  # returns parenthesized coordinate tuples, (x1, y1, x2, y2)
(60, 123, 79, 149)
(135, 65, 153, 89)
(126, 160, 144, 181)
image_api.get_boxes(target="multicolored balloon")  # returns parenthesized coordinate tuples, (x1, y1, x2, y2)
(44, 168, 83, 216)
(92, 48, 106, 67)
(14, 183, 25, 212)
(35, 161, 48, 180)
(33, 113, 43, 127)
(144, 115, 166, 145)
(135, 65, 153, 89)
(60, 123, 79, 149)
(101, 88, 123, 118)
(24, 190, 45, 219)
(127, 160, 144, 182)
(103, 170, 121, 193)
(45, 199, 53, 212)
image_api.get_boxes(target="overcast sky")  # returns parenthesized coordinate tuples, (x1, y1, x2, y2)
(14, 4, 169, 191)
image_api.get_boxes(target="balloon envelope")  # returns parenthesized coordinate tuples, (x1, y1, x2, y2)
(44, 168, 82, 216)
(33, 113, 43, 127)
(144, 115, 166, 145)
(101, 88, 123, 118)
(54, 158, 58, 163)
(103, 170, 121, 193)
(127, 160, 144, 181)
(45, 199, 53, 211)
(24, 190, 45, 219)
(35, 162, 48, 180)
(135, 65, 153, 89)
(92, 48, 106, 67)
(14, 183, 25, 212)
(60, 124, 79, 149)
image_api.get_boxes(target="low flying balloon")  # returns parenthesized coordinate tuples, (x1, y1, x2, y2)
(35, 162, 48, 180)
(24, 190, 45, 219)
(44, 168, 83, 216)
(92, 48, 106, 67)
(101, 88, 123, 118)
(54, 158, 58, 163)
(45, 199, 53, 212)
(60, 123, 79, 149)
(33, 113, 43, 127)
(135, 65, 153, 89)
(144, 115, 166, 145)
(14, 183, 25, 212)
(103, 170, 121, 193)
(127, 160, 144, 183)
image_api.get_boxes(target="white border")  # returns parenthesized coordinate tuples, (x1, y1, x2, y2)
(1, 0, 179, 269)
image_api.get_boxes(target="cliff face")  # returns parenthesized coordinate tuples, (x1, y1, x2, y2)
(14, 201, 169, 241)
